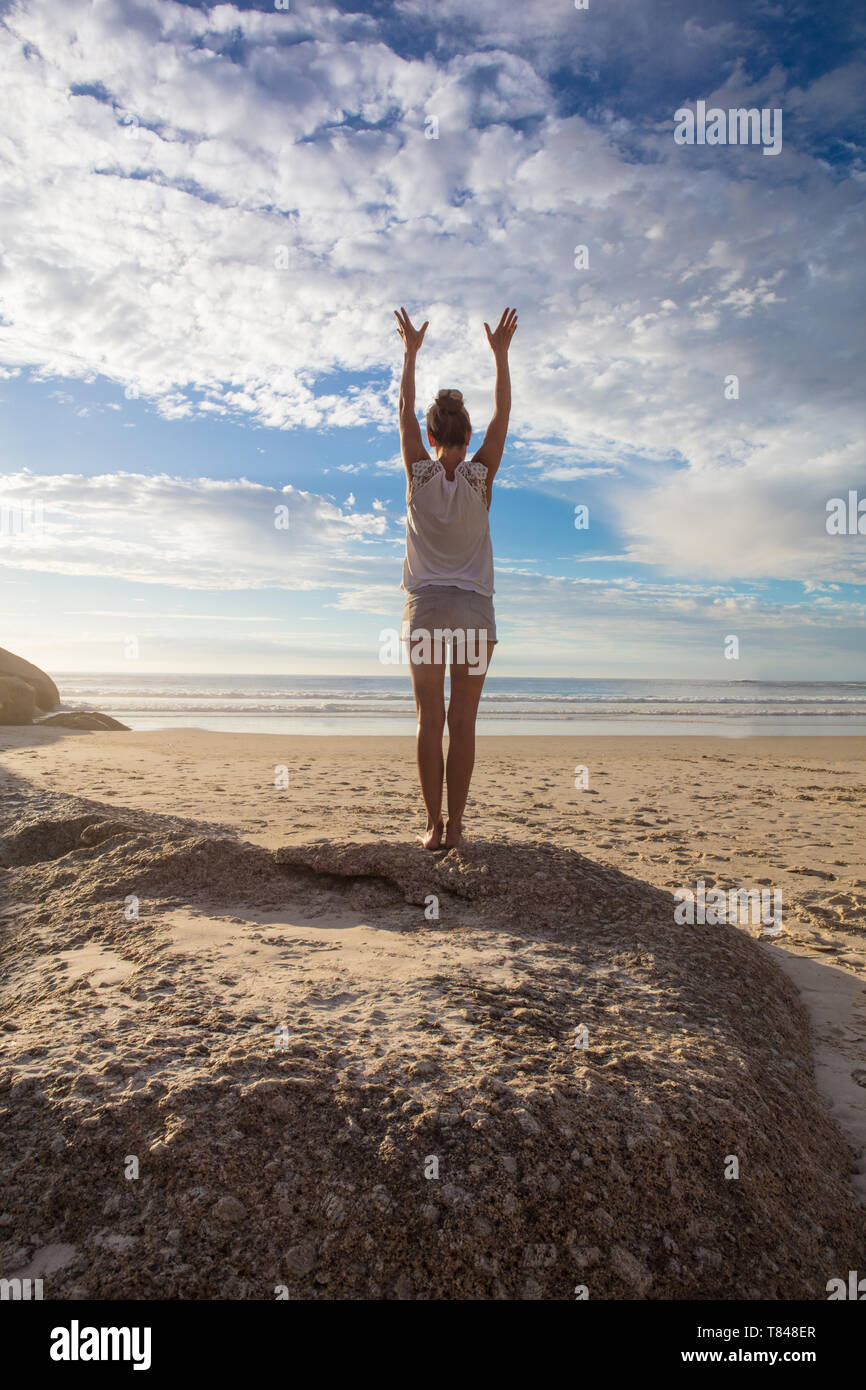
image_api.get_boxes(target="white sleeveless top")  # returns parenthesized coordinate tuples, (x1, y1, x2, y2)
(402, 457, 494, 597)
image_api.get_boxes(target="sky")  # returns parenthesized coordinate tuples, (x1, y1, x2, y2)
(0, 0, 864, 679)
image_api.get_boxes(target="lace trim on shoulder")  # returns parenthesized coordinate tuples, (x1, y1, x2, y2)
(458, 458, 489, 503)
(409, 458, 441, 496)
(408, 457, 490, 502)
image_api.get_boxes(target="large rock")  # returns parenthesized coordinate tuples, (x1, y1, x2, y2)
(0, 675, 36, 725)
(36, 712, 130, 731)
(1, 798, 864, 1300)
(0, 646, 60, 712)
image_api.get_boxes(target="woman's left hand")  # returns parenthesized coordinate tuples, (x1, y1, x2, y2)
(394, 306, 429, 354)
(484, 307, 518, 357)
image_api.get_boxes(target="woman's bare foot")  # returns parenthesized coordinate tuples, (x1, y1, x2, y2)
(418, 818, 444, 850)
(443, 818, 463, 850)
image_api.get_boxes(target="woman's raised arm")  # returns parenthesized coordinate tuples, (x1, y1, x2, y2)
(473, 307, 518, 488)
(394, 307, 430, 479)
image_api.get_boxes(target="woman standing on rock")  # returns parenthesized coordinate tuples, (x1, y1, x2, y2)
(394, 305, 518, 851)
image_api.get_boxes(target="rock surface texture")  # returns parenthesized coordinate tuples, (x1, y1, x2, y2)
(0, 675, 36, 725)
(1, 787, 863, 1300)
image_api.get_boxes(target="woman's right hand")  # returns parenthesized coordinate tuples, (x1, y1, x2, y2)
(394, 307, 429, 354)
(484, 307, 518, 357)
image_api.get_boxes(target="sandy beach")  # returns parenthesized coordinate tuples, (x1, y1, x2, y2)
(2, 726, 866, 1299)
(4, 727, 865, 927)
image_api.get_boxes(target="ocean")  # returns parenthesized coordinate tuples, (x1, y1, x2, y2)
(51, 675, 866, 737)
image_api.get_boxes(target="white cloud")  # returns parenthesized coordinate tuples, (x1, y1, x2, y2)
(0, 470, 388, 589)
(0, 0, 861, 600)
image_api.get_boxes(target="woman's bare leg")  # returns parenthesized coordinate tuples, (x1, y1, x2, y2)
(408, 653, 447, 848)
(444, 642, 494, 848)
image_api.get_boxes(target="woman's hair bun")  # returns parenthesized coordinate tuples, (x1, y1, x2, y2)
(426, 388, 470, 446)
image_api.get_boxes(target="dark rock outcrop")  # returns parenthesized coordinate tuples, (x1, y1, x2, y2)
(0, 646, 60, 712)
(0, 647, 126, 729)
(0, 675, 36, 725)
(36, 712, 130, 731)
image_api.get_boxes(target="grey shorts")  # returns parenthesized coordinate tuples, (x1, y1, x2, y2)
(402, 584, 497, 656)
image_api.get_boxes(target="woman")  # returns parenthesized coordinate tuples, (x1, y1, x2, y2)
(394, 305, 518, 851)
